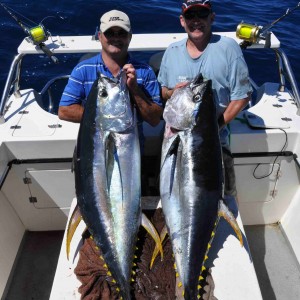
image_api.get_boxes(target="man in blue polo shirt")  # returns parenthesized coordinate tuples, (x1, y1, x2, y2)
(58, 10, 163, 150)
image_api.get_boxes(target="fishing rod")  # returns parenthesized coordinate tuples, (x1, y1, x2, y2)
(236, 2, 300, 47)
(0, 2, 59, 64)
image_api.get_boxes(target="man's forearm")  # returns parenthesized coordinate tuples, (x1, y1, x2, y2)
(129, 86, 163, 126)
(58, 104, 84, 123)
(222, 97, 250, 126)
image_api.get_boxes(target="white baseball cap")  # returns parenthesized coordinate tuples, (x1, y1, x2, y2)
(100, 10, 131, 33)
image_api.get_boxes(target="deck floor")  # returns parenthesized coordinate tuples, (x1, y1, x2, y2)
(244, 224, 300, 300)
(5, 231, 64, 300)
(4, 225, 300, 300)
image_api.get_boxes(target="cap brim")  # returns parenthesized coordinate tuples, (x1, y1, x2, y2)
(100, 22, 131, 33)
(182, 4, 211, 13)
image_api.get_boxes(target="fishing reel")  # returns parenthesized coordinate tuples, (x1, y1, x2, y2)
(25, 23, 59, 64)
(27, 24, 50, 45)
(236, 2, 300, 49)
(1, 2, 59, 64)
(236, 23, 262, 44)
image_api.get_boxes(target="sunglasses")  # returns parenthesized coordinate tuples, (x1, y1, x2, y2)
(184, 9, 211, 20)
(104, 29, 129, 39)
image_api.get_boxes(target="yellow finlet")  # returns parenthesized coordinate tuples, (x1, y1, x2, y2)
(142, 213, 164, 269)
(218, 199, 244, 247)
(66, 204, 83, 260)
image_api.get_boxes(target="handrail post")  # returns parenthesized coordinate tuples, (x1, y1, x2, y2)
(275, 48, 300, 116)
(0, 53, 25, 124)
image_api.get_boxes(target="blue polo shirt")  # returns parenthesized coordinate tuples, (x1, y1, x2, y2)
(60, 53, 162, 149)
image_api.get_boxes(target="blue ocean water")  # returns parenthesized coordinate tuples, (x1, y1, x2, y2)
(0, 0, 300, 101)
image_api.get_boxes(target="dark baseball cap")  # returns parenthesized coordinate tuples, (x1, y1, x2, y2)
(182, 0, 212, 13)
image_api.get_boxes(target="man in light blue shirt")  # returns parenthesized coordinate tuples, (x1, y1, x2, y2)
(158, 0, 252, 196)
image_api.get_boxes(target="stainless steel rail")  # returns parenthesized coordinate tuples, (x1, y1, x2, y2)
(39, 75, 70, 113)
(275, 48, 300, 115)
(0, 53, 24, 123)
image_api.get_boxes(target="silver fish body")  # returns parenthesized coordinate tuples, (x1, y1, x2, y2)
(74, 71, 140, 299)
(160, 74, 223, 299)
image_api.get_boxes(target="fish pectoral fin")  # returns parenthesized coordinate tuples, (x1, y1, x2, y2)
(66, 204, 83, 260)
(141, 213, 164, 268)
(149, 225, 169, 269)
(218, 199, 244, 247)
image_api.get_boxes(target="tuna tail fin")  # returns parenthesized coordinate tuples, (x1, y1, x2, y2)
(66, 204, 83, 260)
(218, 199, 244, 247)
(141, 213, 164, 266)
(149, 225, 169, 269)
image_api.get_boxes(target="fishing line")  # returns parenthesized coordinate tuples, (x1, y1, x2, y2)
(1, 2, 37, 27)
(252, 128, 288, 179)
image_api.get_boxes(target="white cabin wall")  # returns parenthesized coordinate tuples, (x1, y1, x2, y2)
(281, 183, 300, 264)
(0, 191, 25, 298)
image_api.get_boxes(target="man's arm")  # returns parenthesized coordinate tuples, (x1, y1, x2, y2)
(218, 97, 250, 129)
(129, 87, 163, 126)
(58, 104, 84, 123)
(124, 64, 163, 126)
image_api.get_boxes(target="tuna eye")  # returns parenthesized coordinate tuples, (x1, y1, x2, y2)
(194, 95, 201, 102)
(99, 89, 108, 97)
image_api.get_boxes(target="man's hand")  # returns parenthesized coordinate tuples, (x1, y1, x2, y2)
(123, 64, 139, 92)
(122, 64, 162, 126)
(162, 82, 189, 101)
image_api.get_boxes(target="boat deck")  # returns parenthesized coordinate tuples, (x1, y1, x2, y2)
(4, 225, 300, 299)
(245, 224, 300, 300)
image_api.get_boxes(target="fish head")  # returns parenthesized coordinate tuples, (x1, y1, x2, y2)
(163, 74, 212, 131)
(96, 71, 134, 132)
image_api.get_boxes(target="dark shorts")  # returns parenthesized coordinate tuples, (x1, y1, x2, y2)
(222, 146, 237, 197)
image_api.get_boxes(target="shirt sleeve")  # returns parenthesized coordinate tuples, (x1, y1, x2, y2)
(228, 44, 253, 101)
(141, 66, 163, 107)
(59, 65, 86, 106)
(157, 49, 169, 88)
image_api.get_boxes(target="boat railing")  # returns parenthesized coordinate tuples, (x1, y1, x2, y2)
(0, 53, 24, 124)
(39, 75, 70, 113)
(274, 48, 300, 115)
(1, 34, 300, 122)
